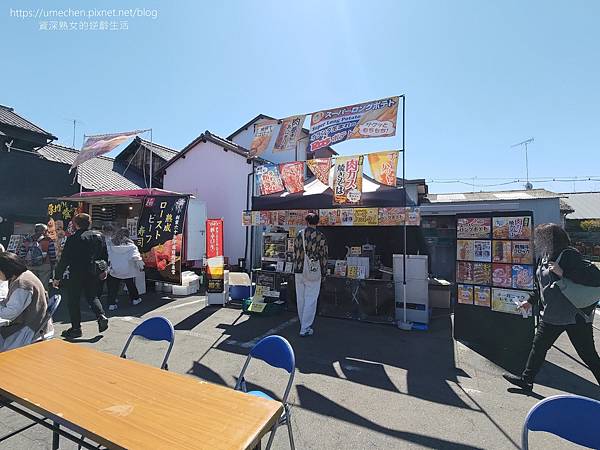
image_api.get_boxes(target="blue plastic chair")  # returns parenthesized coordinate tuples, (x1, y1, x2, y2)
(120, 317, 175, 370)
(522, 394, 600, 449)
(235, 335, 296, 450)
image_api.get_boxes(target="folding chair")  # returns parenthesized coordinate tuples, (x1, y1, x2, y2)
(36, 294, 61, 341)
(235, 335, 295, 450)
(522, 394, 600, 450)
(120, 316, 175, 370)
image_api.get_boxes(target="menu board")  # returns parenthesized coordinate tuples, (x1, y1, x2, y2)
(456, 213, 534, 312)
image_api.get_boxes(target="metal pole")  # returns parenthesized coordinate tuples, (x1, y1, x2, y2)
(525, 142, 529, 186)
(149, 129, 153, 190)
(399, 94, 411, 330)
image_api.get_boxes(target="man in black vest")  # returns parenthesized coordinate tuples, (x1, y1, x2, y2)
(54, 213, 108, 339)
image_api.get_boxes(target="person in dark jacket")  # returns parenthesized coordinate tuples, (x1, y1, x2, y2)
(503, 223, 600, 391)
(53, 213, 108, 339)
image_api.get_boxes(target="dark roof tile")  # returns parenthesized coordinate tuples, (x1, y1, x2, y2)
(0, 105, 56, 138)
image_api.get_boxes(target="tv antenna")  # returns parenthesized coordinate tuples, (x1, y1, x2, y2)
(511, 137, 534, 190)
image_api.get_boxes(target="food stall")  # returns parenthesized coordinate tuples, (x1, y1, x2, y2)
(245, 175, 427, 324)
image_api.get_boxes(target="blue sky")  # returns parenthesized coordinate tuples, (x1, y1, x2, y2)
(2, 0, 599, 193)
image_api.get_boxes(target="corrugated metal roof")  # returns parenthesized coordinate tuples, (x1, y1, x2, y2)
(562, 192, 600, 219)
(37, 144, 146, 191)
(0, 105, 56, 138)
(427, 189, 562, 203)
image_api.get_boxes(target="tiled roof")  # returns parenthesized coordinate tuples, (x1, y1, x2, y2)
(562, 192, 600, 220)
(0, 104, 56, 138)
(426, 189, 562, 203)
(37, 143, 146, 191)
(136, 137, 178, 161)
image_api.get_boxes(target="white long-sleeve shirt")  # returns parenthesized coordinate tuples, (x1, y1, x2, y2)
(0, 288, 35, 351)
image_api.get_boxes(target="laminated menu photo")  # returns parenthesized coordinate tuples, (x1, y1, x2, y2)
(492, 240, 512, 264)
(492, 288, 530, 315)
(457, 284, 474, 304)
(473, 263, 492, 285)
(512, 241, 533, 264)
(473, 240, 492, 262)
(457, 262, 474, 284)
(492, 263, 512, 288)
(457, 217, 491, 239)
(512, 264, 534, 289)
(474, 286, 491, 307)
(457, 240, 475, 261)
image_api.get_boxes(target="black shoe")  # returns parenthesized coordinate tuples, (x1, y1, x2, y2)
(61, 328, 83, 339)
(98, 316, 109, 333)
(503, 373, 533, 391)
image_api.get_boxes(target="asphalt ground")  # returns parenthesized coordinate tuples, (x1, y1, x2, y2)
(1, 291, 599, 449)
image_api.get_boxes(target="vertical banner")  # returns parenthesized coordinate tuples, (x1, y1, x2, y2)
(137, 195, 189, 284)
(255, 164, 285, 196)
(309, 96, 399, 152)
(279, 161, 305, 193)
(333, 155, 364, 205)
(250, 119, 278, 158)
(47, 200, 80, 258)
(368, 151, 399, 186)
(306, 158, 332, 185)
(274, 115, 306, 152)
(206, 218, 225, 293)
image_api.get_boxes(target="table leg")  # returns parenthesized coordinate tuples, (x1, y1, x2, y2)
(52, 422, 59, 450)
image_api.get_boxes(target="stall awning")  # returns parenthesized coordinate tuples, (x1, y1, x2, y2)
(51, 188, 189, 204)
(253, 174, 415, 210)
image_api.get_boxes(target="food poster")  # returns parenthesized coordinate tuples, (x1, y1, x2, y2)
(309, 96, 399, 152)
(493, 240, 512, 263)
(333, 155, 364, 205)
(405, 207, 421, 226)
(512, 241, 533, 264)
(512, 265, 534, 290)
(206, 219, 225, 293)
(473, 263, 492, 285)
(307, 158, 332, 186)
(492, 263, 512, 288)
(340, 209, 354, 226)
(242, 211, 252, 226)
(474, 286, 491, 307)
(353, 208, 378, 226)
(456, 262, 474, 284)
(457, 218, 491, 239)
(378, 207, 405, 225)
(491, 288, 529, 315)
(319, 209, 341, 226)
(255, 164, 285, 196)
(286, 210, 305, 226)
(279, 161, 305, 194)
(457, 240, 474, 261)
(47, 200, 80, 258)
(457, 284, 474, 304)
(249, 119, 277, 158)
(493, 216, 532, 240)
(137, 196, 189, 284)
(273, 115, 306, 152)
(367, 151, 399, 186)
(259, 211, 271, 225)
(473, 240, 492, 262)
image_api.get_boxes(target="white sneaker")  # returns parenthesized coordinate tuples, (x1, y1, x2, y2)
(108, 304, 118, 311)
(132, 298, 142, 306)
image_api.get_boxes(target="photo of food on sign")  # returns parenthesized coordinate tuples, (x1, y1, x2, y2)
(512, 241, 533, 264)
(493, 216, 532, 240)
(457, 240, 475, 261)
(137, 196, 188, 284)
(492, 288, 530, 315)
(512, 264, 534, 290)
(457, 261, 474, 284)
(457, 284, 474, 304)
(474, 286, 491, 307)
(492, 240, 512, 263)
(492, 263, 512, 288)
(473, 240, 492, 262)
(457, 217, 492, 239)
(492, 217, 510, 239)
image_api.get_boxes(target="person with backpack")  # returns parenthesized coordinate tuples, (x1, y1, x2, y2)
(503, 223, 600, 391)
(105, 228, 144, 312)
(53, 213, 109, 339)
(18, 224, 57, 290)
(293, 213, 328, 337)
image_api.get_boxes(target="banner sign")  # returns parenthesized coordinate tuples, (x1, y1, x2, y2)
(307, 158, 331, 186)
(368, 151, 399, 186)
(71, 130, 143, 169)
(250, 120, 277, 158)
(309, 96, 399, 152)
(137, 195, 189, 285)
(255, 164, 285, 196)
(279, 161, 305, 194)
(333, 155, 364, 205)
(274, 115, 306, 152)
(47, 200, 80, 257)
(206, 218, 224, 293)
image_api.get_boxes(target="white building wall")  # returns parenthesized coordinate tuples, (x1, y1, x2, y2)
(163, 141, 252, 265)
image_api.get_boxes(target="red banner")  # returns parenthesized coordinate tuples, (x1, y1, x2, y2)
(206, 218, 224, 293)
(279, 161, 305, 194)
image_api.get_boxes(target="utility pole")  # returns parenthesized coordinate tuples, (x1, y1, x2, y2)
(511, 138, 534, 189)
(73, 119, 76, 148)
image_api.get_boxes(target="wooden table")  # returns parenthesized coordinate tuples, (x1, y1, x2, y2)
(0, 339, 283, 449)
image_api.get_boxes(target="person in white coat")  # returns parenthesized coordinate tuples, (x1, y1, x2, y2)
(293, 213, 328, 337)
(106, 228, 144, 311)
